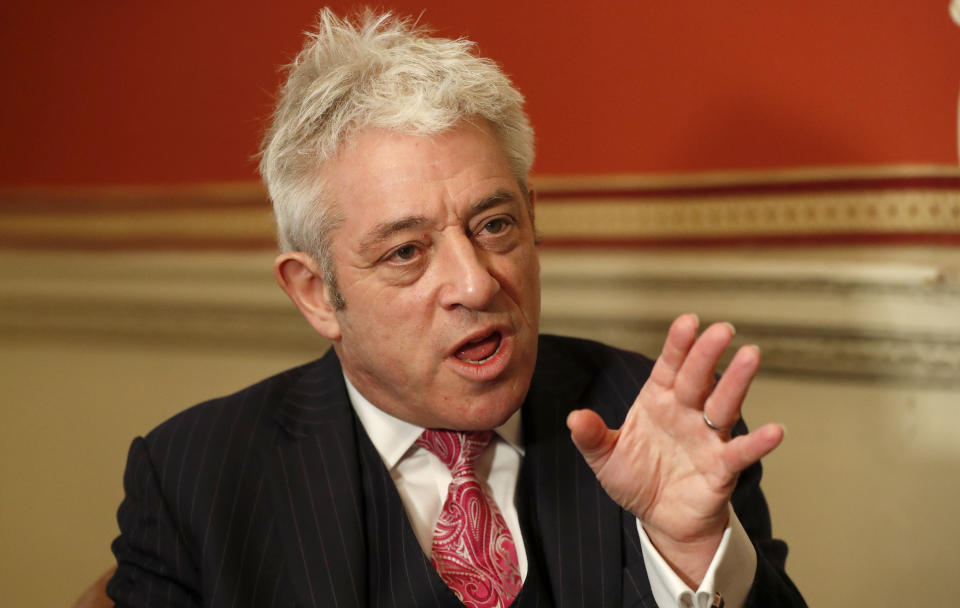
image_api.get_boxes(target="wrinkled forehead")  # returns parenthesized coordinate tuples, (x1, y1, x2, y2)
(323, 122, 520, 201)
(335, 115, 522, 171)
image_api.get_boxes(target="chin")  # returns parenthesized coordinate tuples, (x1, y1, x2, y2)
(456, 388, 526, 430)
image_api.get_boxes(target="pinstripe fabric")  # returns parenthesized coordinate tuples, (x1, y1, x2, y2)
(267, 370, 367, 608)
(110, 362, 299, 607)
(356, 422, 463, 607)
(520, 337, 647, 608)
(109, 336, 804, 608)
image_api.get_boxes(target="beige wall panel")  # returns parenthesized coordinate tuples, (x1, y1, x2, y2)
(747, 377, 959, 607)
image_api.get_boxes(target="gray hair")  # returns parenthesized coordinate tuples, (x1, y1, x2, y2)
(259, 8, 535, 306)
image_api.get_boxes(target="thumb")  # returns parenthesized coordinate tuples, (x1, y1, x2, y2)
(567, 409, 619, 469)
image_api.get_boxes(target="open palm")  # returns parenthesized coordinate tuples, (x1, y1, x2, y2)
(567, 314, 784, 583)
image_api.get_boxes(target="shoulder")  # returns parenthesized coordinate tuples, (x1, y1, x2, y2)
(537, 333, 656, 387)
(120, 352, 346, 528)
(141, 352, 338, 455)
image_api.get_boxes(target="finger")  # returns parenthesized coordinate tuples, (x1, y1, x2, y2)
(722, 423, 785, 474)
(673, 322, 735, 406)
(703, 344, 761, 432)
(567, 409, 619, 471)
(648, 313, 700, 387)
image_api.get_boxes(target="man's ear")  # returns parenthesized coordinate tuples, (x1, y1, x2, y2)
(273, 252, 342, 341)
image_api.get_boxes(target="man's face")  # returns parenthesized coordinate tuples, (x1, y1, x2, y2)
(319, 120, 540, 430)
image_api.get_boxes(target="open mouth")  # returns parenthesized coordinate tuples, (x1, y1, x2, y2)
(454, 331, 502, 364)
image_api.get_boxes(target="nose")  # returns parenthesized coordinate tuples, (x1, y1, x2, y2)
(437, 234, 500, 311)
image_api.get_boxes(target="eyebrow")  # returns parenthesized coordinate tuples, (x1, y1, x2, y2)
(356, 189, 519, 257)
(356, 215, 430, 257)
(471, 188, 517, 213)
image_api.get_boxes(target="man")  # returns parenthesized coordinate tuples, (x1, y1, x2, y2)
(108, 9, 805, 607)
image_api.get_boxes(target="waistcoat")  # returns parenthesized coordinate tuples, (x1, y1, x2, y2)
(355, 425, 554, 607)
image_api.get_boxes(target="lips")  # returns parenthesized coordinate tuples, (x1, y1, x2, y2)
(454, 331, 502, 363)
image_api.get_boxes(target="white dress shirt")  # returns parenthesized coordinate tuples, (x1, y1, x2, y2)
(344, 375, 756, 608)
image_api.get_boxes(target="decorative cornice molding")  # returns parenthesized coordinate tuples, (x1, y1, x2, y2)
(2, 249, 957, 386)
(542, 316, 960, 388)
(2, 165, 959, 250)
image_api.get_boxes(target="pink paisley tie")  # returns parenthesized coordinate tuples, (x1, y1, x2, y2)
(416, 429, 522, 608)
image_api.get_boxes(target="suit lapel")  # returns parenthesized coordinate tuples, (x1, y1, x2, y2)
(520, 337, 624, 608)
(264, 350, 367, 608)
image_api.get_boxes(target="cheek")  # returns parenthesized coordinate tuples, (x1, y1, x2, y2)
(357, 289, 442, 354)
(503, 250, 541, 307)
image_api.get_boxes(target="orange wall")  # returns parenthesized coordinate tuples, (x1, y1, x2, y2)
(2, 0, 959, 185)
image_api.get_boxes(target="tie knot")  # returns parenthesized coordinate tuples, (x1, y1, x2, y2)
(416, 429, 493, 477)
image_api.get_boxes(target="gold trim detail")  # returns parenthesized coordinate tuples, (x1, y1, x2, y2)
(1, 165, 959, 249)
(536, 190, 960, 240)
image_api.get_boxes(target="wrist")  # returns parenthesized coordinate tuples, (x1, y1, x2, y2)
(641, 513, 729, 588)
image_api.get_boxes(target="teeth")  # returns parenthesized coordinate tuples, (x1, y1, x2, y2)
(458, 336, 501, 364)
(465, 350, 498, 365)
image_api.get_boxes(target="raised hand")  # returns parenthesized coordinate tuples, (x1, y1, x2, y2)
(566, 314, 784, 585)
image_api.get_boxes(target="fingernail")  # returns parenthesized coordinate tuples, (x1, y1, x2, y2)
(724, 322, 736, 335)
(779, 424, 788, 437)
(691, 313, 700, 328)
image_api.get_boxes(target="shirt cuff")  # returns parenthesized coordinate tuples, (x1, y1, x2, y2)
(637, 504, 757, 608)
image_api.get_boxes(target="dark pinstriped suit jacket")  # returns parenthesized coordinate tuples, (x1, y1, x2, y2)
(108, 335, 805, 607)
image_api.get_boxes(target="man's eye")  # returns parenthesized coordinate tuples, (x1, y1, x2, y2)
(482, 217, 510, 234)
(389, 244, 418, 261)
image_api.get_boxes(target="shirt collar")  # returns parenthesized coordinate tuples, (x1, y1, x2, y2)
(343, 373, 524, 470)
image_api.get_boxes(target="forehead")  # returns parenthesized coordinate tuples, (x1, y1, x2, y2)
(321, 121, 520, 218)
